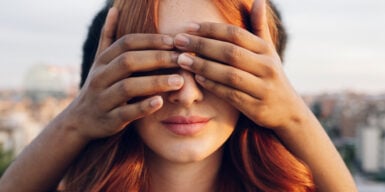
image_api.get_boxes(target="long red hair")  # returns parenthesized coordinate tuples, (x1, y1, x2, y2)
(64, 0, 314, 191)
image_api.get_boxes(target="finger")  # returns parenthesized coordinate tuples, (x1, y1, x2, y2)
(110, 96, 163, 126)
(251, 0, 274, 46)
(174, 34, 272, 77)
(195, 76, 262, 120)
(99, 50, 179, 87)
(183, 22, 269, 54)
(177, 53, 265, 99)
(95, 7, 119, 58)
(102, 75, 184, 109)
(97, 34, 175, 65)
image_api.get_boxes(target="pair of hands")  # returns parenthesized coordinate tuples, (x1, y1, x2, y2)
(67, 1, 307, 141)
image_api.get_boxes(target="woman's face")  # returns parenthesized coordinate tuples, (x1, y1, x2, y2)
(135, 0, 240, 163)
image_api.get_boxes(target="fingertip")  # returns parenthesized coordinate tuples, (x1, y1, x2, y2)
(168, 75, 184, 88)
(185, 22, 200, 32)
(105, 7, 115, 22)
(149, 96, 163, 109)
(251, 0, 270, 37)
(107, 6, 118, 15)
(174, 34, 190, 48)
(96, 7, 119, 57)
(106, 7, 119, 27)
(251, 0, 265, 30)
(109, 7, 119, 19)
(109, 6, 118, 12)
(177, 53, 194, 68)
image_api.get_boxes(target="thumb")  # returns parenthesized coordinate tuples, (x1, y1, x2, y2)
(95, 7, 119, 57)
(250, 0, 274, 46)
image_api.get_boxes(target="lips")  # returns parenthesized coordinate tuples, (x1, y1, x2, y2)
(162, 116, 210, 124)
(161, 116, 210, 136)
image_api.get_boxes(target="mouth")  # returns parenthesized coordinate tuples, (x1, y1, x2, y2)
(161, 116, 211, 136)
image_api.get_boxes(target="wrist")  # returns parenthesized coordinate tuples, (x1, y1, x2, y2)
(275, 103, 319, 139)
(47, 109, 91, 147)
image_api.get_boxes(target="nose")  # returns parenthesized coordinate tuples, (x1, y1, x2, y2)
(167, 70, 203, 106)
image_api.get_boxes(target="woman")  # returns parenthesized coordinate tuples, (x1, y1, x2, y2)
(0, 0, 357, 191)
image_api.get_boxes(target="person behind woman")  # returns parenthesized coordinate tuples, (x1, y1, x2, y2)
(0, 0, 357, 191)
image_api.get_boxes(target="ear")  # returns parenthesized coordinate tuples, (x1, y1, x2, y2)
(250, 0, 274, 45)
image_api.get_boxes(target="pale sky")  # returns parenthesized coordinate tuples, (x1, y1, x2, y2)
(0, 0, 384, 94)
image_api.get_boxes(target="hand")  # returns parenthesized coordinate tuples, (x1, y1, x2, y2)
(173, 0, 308, 131)
(63, 8, 184, 140)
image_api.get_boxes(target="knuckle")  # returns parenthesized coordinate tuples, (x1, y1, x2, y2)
(252, 105, 267, 121)
(151, 76, 165, 89)
(119, 53, 134, 72)
(89, 78, 99, 89)
(227, 26, 243, 44)
(193, 58, 209, 74)
(155, 51, 168, 66)
(193, 38, 205, 53)
(259, 83, 270, 95)
(121, 35, 134, 49)
(117, 108, 129, 122)
(260, 40, 270, 52)
(151, 34, 164, 46)
(223, 45, 242, 64)
(225, 70, 242, 85)
(88, 70, 103, 89)
(138, 101, 150, 115)
(119, 80, 133, 98)
(206, 23, 216, 36)
(226, 90, 243, 104)
(93, 56, 103, 65)
(262, 58, 278, 78)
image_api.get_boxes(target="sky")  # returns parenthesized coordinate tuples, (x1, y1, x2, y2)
(0, 0, 384, 94)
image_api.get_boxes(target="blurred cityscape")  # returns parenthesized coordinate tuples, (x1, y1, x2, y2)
(1, 64, 385, 191)
(0, 64, 78, 155)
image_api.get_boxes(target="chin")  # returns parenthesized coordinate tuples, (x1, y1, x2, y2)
(166, 149, 209, 163)
(150, 141, 225, 164)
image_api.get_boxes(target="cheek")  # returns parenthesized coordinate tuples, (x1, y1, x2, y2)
(212, 99, 240, 127)
(134, 117, 156, 141)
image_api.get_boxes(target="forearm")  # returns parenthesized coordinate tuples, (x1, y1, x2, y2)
(0, 111, 89, 192)
(275, 105, 357, 192)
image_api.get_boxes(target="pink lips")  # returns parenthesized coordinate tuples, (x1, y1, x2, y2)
(161, 116, 210, 136)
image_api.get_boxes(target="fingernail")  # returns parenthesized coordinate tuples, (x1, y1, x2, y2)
(150, 96, 162, 108)
(195, 75, 206, 82)
(174, 34, 189, 47)
(163, 36, 174, 46)
(168, 75, 184, 87)
(186, 23, 200, 32)
(177, 54, 193, 67)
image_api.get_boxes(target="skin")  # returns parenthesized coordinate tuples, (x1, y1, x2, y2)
(136, 1, 239, 191)
(171, 1, 358, 191)
(0, 0, 357, 191)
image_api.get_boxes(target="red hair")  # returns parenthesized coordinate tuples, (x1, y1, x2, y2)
(64, 0, 315, 191)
